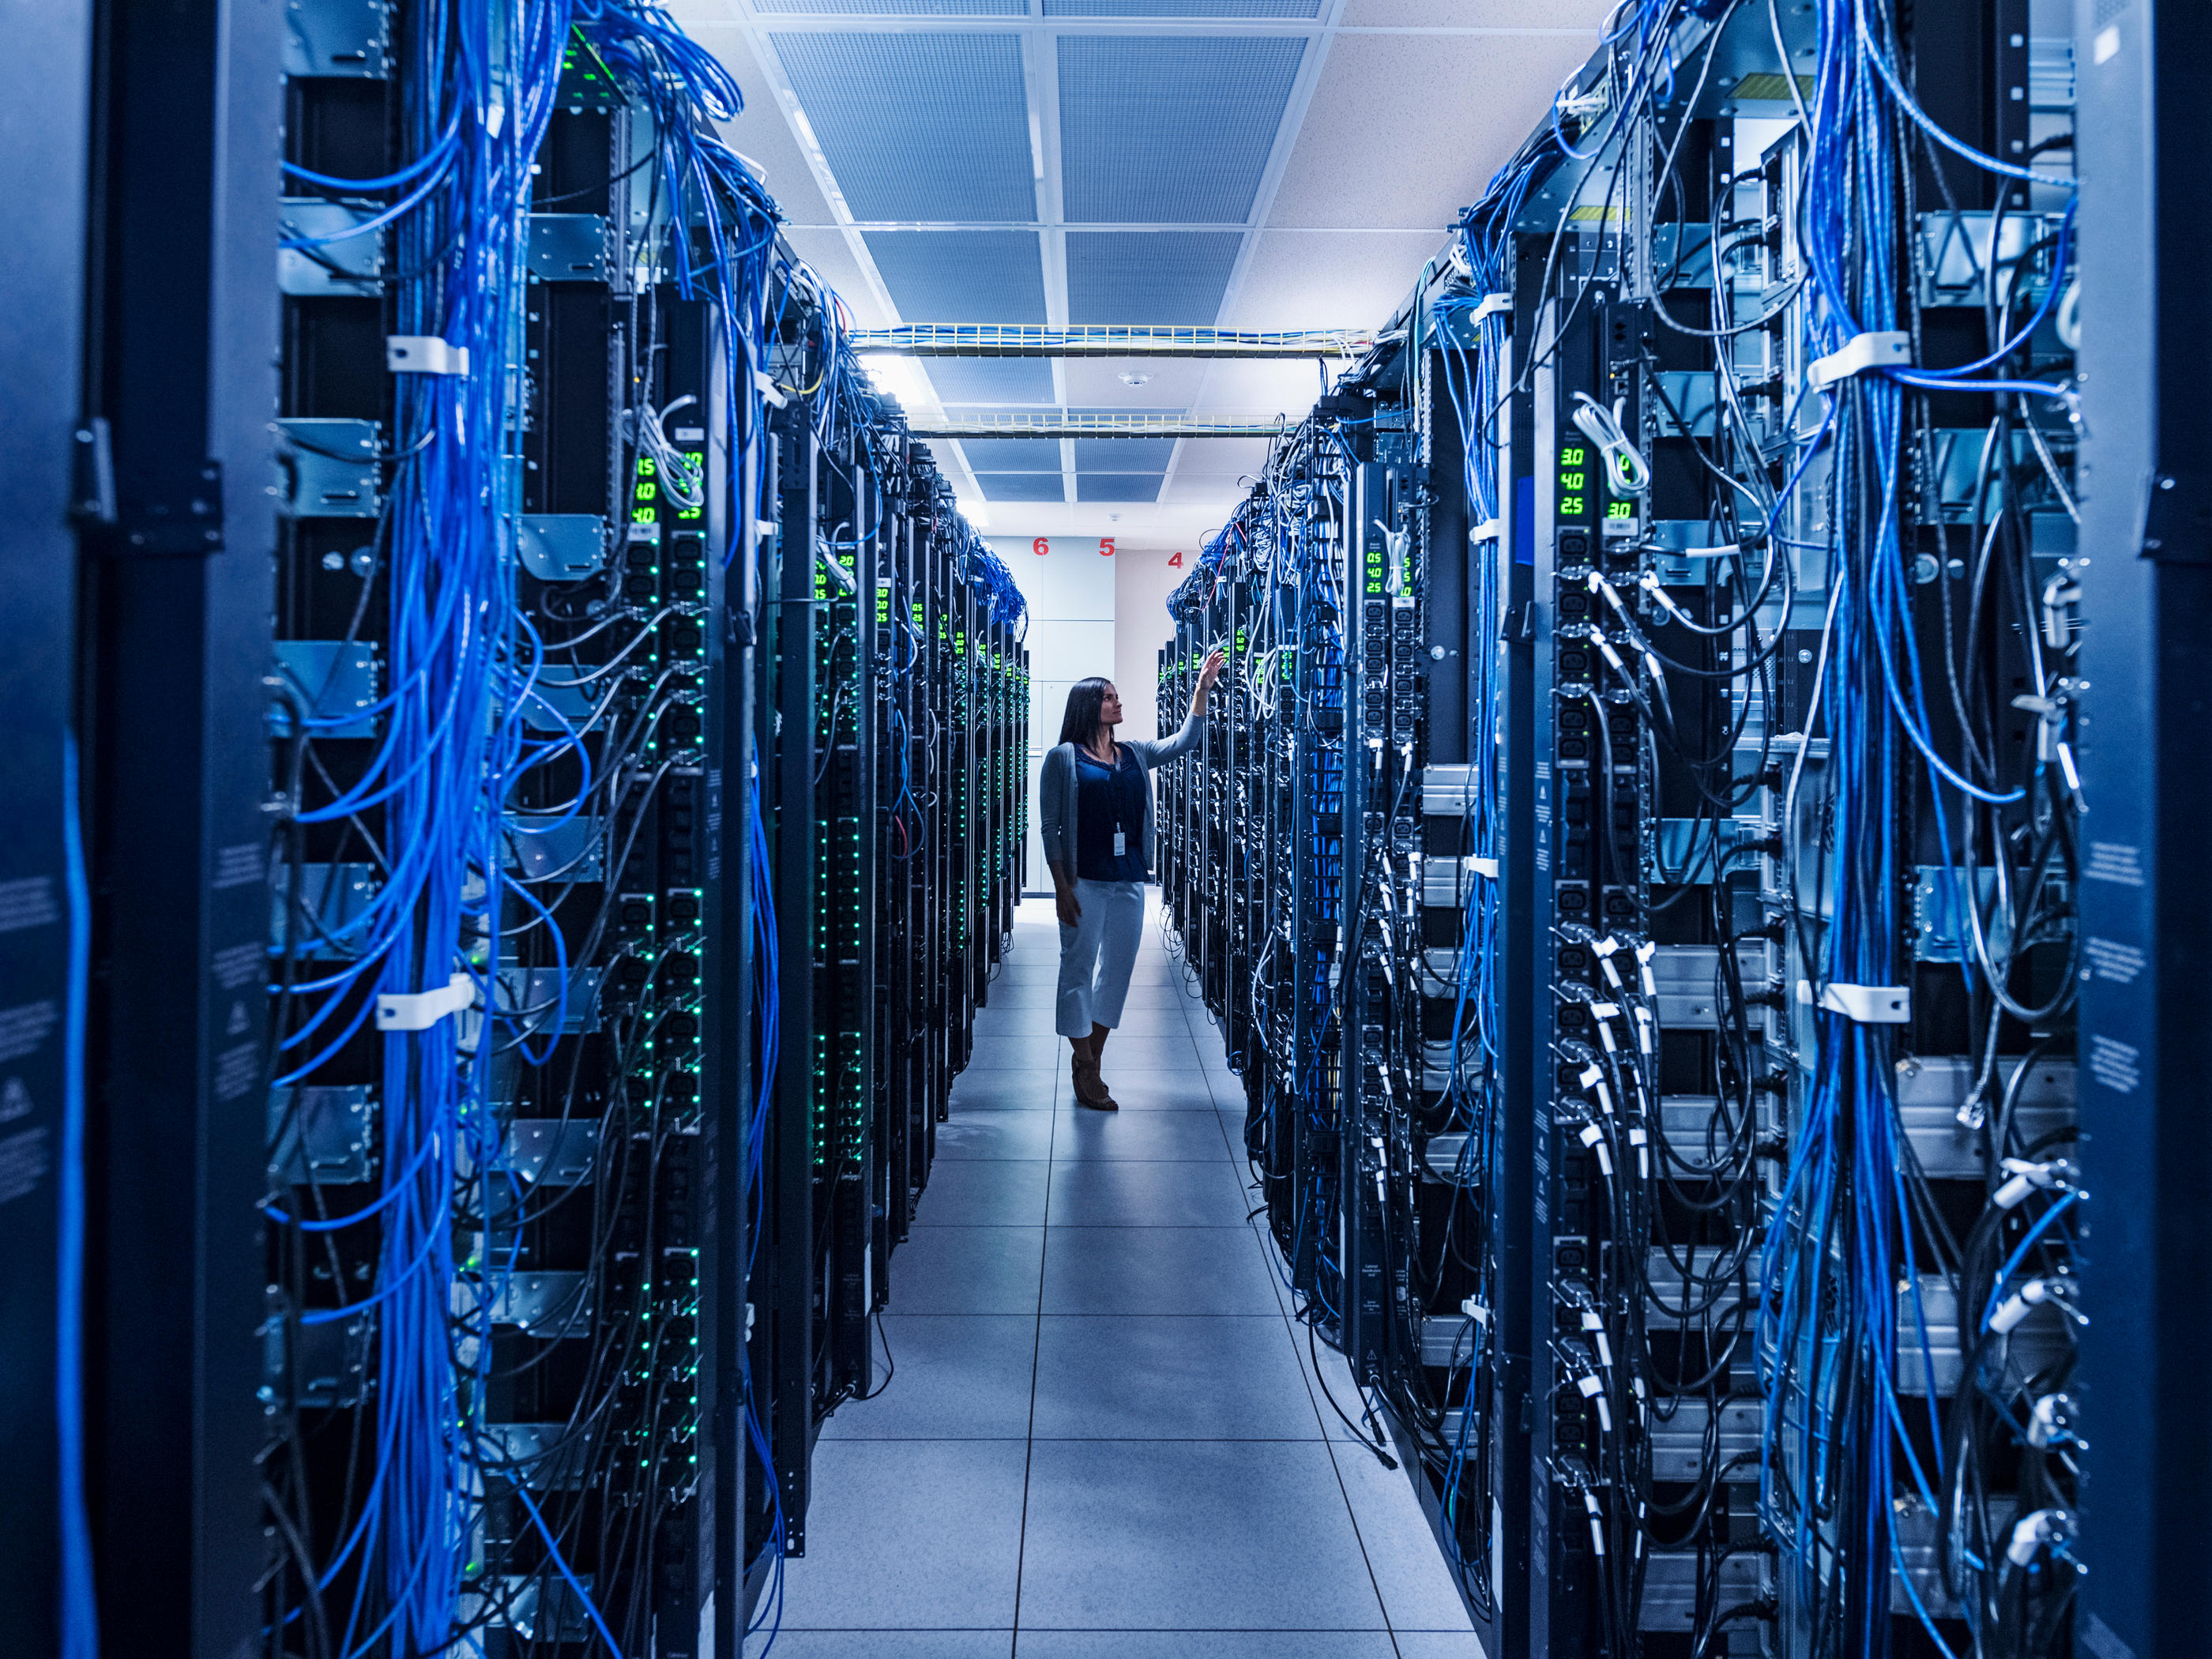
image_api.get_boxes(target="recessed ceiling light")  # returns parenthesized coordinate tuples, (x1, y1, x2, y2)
(1118, 371, 1151, 386)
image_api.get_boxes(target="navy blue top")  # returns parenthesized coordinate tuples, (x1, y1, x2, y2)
(1074, 746, 1148, 882)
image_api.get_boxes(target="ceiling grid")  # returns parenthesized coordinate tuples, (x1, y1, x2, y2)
(676, 0, 1612, 540)
(1016, 6, 1078, 502)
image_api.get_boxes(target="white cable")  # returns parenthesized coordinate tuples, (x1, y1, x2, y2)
(632, 393, 705, 513)
(1571, 393, 1650, 496)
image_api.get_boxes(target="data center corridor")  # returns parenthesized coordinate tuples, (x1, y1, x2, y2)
(749, 897, 1486, 1659)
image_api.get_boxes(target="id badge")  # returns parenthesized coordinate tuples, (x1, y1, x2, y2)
(1112, 829, 1127, 858)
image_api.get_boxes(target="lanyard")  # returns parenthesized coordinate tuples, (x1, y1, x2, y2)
(1083, 744, 1133, 856)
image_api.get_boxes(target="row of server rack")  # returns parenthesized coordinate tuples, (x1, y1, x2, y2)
(1157, 2, 2207, 1657)
(2, 3, 1031, 1657)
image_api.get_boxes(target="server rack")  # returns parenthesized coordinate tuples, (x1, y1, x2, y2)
(0, 4, 101, 1653)
(1163, 3, 2098, 1655)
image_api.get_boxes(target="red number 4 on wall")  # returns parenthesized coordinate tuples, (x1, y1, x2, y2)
(1168, 551, 1183, 567)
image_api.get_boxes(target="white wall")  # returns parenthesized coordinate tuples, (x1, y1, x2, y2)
(991, 536, 1115, 891)
(1114, 544, 1191, 744)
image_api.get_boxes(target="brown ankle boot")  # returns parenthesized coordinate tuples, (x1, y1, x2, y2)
(1070, 1045, 1118, 1112)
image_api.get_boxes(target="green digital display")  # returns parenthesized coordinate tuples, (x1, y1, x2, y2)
(1557, 442, 1591, 521)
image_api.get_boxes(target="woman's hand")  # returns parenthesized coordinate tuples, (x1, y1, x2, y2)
(1190, 646, 1226, 717)
(1055, 883, 1082, 929)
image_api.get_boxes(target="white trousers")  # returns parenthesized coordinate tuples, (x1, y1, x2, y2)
(1055, 878, 1146, 1038)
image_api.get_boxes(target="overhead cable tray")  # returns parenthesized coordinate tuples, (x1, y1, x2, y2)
(908, 412, 1287, 438)
(851, 324, 1374, 359)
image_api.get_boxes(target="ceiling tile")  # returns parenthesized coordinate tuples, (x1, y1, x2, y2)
(1074, 437, 1179, 471)
(863, 230, 1048, 322)
(1165, 435, 1274, 478)
(1047, 0, 1322, 14)
(920, 360, 1048, 402)
(1341, 0, 1609, 22)
(1215, 229, 1445, 331)
(1066, 231, 1244, 325)
(1059, 358, 1213, 407)
(1184, 355, 1341, 420)
(978, 473, 1070, 502)
(1268, 33, 1598, 230)
(1059, 36, 1306, 224)
(1076, 474, 1167, 502)
(769, 32, 1037, 221)
(960, 438, 1063, 472)
(757, 0, 1025, 13)
(927, 359, 1059, 403)
(1162, 472, 1252, 505)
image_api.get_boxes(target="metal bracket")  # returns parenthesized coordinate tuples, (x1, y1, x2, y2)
(1800, 980, 1913, 1022)
(517, 514, 608, 582)
(278, 200, 386, 295)
(278, 419, 382, 518)
(281, 0, 390, 78)
(267, 1085, 374, 1185)
(487, 1270, 592, 1334)
(111, 458, 224, 555)
(2140, 469, 2212, 563)
(526, 214, 611, 283)
(386, 335, 468, 375)
(70, 419, 116, 525)
(273, 638, 382, 738)
(1807, 331, 1912, 392)
(505, 1120, 602, 1186)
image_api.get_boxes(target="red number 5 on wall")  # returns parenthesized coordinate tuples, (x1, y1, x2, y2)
(1098, 537, 1115, 557)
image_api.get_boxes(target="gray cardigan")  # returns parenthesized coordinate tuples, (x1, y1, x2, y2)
(1038, 715, 1202, 879)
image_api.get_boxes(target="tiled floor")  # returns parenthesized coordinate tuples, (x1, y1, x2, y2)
(746, 896, 1486, 1658)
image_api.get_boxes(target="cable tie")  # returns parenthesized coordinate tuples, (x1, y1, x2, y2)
(1470, 292, 1513, 323)
(376, 971, 476, 1033)
(1807, 329, 1912, 392)
(1468, 518, 1503, 546)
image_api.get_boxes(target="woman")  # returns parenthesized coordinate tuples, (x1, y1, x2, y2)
(1038, 648, 1225, 1110)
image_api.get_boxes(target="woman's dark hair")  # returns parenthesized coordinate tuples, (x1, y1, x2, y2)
(1058, 677, 1115, 747)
